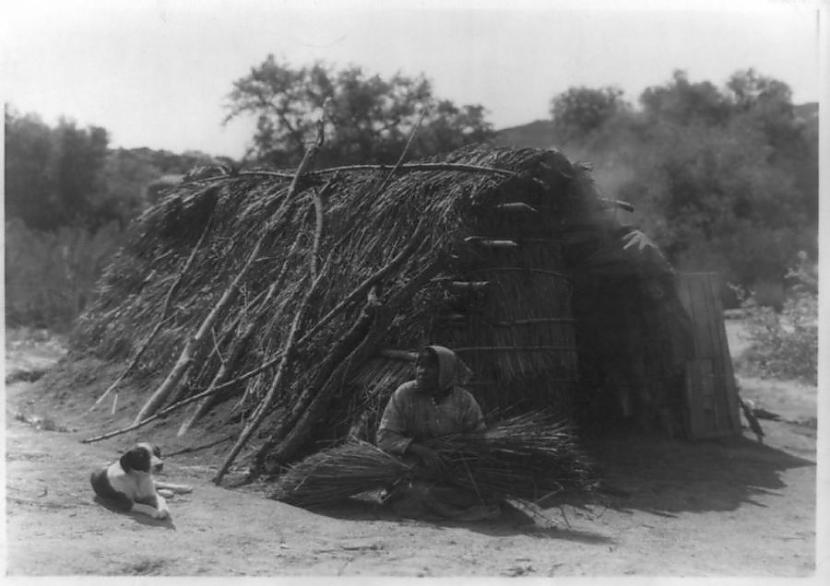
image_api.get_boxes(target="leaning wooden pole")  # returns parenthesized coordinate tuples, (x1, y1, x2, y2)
(219, 223, 428, 480)
(131, 218, 427, 428)
(250, 220, 434, 474)
(175, 236, 303, 437)
(257, 262, 439, 471)
(239, 163, 519, 180)
(89, 206, 214, 412)
(82, 377, 245, 443)
(131, 236, 266, 425)
(371, 107, 426, 197)
(210, 124, 327, 484)
(132, 122, 326, 426)
(250, 295, 379, 476)
(177, 172, 336, 437)
(212, 262, 329, 485)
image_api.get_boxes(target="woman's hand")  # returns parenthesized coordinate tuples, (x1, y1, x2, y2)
(407, 443, 445, 475)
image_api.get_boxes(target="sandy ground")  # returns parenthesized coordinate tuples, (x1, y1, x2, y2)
(2, 320, 821, 577)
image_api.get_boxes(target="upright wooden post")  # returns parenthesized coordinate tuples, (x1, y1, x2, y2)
(676, 272, 741, 439)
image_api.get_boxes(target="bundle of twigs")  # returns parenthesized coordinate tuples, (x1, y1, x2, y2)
(269, 441, 413, 507)
(271, 412, 595, 509)
(427, 411, 596, 502)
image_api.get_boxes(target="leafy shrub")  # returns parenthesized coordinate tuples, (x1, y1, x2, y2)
(739, 254, 817, 384)
(750, 279, 785, 311)
(4, 219, 124, 331)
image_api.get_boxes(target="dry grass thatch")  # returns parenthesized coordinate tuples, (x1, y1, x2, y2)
(71, 144, 675, 482)
(269, 411, 594, 508)
(268, 440, 412, 507)
(427, 411, 596, 501)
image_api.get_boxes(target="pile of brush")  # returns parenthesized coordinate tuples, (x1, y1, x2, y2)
(427, 410, 597, 501)
(269, 441, 413, 507)
(270, 410, 595, 508)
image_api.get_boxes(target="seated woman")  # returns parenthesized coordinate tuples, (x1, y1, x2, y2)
(376, 345, 500, 521)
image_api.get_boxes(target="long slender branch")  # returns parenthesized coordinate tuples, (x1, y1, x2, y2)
(239, 162, 519, 180)
(176, 230, 307, 437)
(210, 121, 327, 485)
(286, 117, 325, 200)
(131, 122, 327, 427)
(84, 207, 427, 445)
(177, 173, 332, 437)
(372, 107, 427, 196)
(303, 215, 428, 341)
(259, 261, 442, 470)
(89, 212, 214, 411)
(165, 435, 235, 458)
(252, 298, 379, 474)
(131, 235, 267, 425)
(83, 254, 310, 445)
(212, 259, 330, 485)
(82, 373, 245, 444)
(215, 217, 429, 479)
(309, 174, 337, 278)
(163, 316, 240, 408)
(318, 162, 518, 176)
(184, 215, 429, 395)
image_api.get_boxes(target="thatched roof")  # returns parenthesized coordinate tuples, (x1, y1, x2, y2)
(72, 144, 681, 481)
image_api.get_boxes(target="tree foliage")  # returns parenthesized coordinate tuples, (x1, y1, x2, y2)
(4, 106, 228, 328)
(640, 70, 731, 127)
(739, 253, 818, 384)
(224, 55, 494, 166)
(5, 108, 108, 231)
(4, 218, 125, 329)
(5, 105, 228, 232)
(548, 69, 818, 293)
(549, 86, 629, 145)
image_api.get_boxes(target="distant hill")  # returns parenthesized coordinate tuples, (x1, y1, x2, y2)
(493, 119, 557, 149)
(794, 102, 818, 124)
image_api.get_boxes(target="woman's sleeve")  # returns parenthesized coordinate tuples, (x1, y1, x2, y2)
(376, 388, 414, 455)
(461, 391, 486, 433)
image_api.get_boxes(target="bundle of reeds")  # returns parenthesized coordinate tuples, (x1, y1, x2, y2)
(270, 412, 593, 509)
(269, 440, 413, 507)
(427, 411, 596, 502)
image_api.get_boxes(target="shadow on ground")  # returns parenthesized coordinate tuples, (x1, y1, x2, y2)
(584, 429, 815, 515)
(93, 496, 177, 530)
(286, 492, 614, 543)
(270, 424, 814, 539)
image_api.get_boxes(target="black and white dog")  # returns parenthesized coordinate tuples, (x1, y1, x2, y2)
(90, 442, 190, 519)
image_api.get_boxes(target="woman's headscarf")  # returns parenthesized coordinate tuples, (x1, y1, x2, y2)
(424, 345, 473, 391)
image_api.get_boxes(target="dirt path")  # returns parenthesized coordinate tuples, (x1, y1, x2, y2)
(2, 325, 820, 577)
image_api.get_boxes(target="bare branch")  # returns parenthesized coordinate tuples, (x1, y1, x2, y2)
(89, 209, 215, 411)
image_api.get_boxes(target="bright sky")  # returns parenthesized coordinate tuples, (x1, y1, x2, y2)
(1, 0, 824, 159)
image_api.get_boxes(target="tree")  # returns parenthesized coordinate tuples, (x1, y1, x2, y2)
(727, 68, 793, 113)
(4, 108, 57, 230)
(619, 120, 810, 285)
(640, 70, 731, 127)
(4, 107, 242, 329)
(549, 86, 630, 145)
(726, 69, 804, 154)
(224, 55, 494, 166)
(4, 106, 110, 231)
(94, 149, 162, 229)
(546, 70, 818, 293)
(623, 72, 815, 287)
(50, 118, 110, 224)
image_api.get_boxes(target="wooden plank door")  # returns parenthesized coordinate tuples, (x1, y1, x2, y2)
(676, 272, 741, 438)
